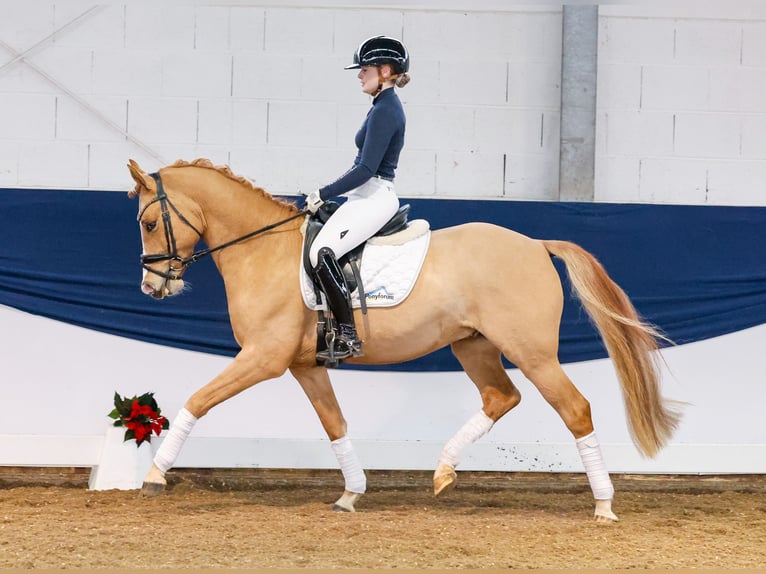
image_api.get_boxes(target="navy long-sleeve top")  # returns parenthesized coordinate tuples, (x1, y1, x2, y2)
(319, 87, 406, 201)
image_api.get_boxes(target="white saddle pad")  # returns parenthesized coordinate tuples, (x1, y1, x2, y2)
(300, 220, 431, 311)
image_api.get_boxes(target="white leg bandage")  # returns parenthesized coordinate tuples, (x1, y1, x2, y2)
(153, 407, 197, 474)
(438, 410, 494, 469)
(331, 436, 366, 494)
(576, 431, 615, 500)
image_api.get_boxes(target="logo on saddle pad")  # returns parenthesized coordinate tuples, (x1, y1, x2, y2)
(365, 286, 395, 303)
(300, 222, 431, 311)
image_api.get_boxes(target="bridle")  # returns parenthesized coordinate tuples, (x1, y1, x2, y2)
(138, 171, 307, 281)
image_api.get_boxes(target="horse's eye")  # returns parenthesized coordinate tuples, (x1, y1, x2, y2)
(144, 221, 158, 232)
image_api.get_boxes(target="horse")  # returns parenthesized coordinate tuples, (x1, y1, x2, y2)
(127, 158, 681, 522)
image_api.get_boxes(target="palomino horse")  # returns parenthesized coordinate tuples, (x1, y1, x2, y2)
(128, 158, 681, 522)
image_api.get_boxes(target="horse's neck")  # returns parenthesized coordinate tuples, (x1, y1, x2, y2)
(177, 168, 302, 266)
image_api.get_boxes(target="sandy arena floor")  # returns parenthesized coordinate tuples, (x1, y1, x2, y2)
(0, 468, 764, 570)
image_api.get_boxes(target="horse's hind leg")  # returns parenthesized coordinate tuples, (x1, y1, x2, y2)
(434, 335, 522, 496)
(518, 357, 618, 522)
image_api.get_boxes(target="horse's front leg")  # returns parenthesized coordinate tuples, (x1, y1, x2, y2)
(141, 350, 286, 496)
(290, 365, 366, 512)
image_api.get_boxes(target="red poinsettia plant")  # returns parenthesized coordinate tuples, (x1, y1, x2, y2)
(108, 391, 169, 446)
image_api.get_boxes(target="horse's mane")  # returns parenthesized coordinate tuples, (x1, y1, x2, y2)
(168, 158, 299, 212)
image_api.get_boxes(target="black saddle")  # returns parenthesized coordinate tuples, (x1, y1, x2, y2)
(302, 201, 411, 292)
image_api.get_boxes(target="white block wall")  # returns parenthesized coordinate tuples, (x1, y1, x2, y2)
(0, 2, 764, 205)
(597, 4, 766, 205)
(0, 2, 561, 199)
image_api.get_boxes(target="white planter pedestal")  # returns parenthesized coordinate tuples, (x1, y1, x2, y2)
(88, 426, 154, 490)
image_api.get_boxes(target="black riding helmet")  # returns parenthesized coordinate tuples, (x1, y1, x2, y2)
(345, 36, 410, 74)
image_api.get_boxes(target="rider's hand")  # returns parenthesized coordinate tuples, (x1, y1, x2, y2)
(304, 190, 324, 214)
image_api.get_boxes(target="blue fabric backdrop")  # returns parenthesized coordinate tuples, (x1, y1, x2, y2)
(1, 187, 764, 371)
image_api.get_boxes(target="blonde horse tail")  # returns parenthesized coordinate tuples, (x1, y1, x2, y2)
(542, 239, 682, 458)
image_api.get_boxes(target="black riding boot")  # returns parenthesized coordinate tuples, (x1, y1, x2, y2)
(313, 248, 363, 361)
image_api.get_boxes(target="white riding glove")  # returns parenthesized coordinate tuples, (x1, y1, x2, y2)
(304, 190, 324, 214)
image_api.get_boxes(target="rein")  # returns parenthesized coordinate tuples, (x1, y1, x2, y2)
(139, 171, 307, 280)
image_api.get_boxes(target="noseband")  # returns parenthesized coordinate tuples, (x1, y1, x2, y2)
(138, 171, 307, 281)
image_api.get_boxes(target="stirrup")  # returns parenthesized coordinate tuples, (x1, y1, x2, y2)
(316, 329, 363, 362)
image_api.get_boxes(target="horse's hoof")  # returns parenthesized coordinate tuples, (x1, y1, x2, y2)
(332, 490, 362, 512)
(594, 498, 619, 523)
(140, 481, 166, 498)
(433, 464, 457, 497)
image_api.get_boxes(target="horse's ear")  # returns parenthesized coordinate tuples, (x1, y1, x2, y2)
(127, 159, 154, 198)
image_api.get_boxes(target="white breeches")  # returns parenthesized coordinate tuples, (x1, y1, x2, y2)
(309, 178, 399, 267)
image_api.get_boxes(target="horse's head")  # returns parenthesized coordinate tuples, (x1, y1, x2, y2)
(127, 159, 203, 300)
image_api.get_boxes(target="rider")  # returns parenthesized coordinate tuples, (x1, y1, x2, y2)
(304, 36, 410, 361)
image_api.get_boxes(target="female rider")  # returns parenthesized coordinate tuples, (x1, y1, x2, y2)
(304, 36, 410, 362)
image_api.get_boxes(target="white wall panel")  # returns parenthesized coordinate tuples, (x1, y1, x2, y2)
(0, 93, 55, 139)
(91, 49, 163, 96)
(0, 2, 763, 199)
(18, 141, 88, 188)
(55, 96, 126, 143)
(1, 304, 763, 473)
(161, 52, 233, 99)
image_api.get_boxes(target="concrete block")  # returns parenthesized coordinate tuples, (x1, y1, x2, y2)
(435, 151, 504, 197)
(637, 158, 708, 204)
(127, 97, 198, 145)
(230, 7, 266, 52)
(92, 49, 163, 96)
(161, 52, 233, 98)
(599, 17, 675, 64)
(89, 141, 162, 191)
(0, 142, 19, 186)
(395, 149, 436, 197)
(232, 53, 302, 99)
(267, 101, 338, 147)
(641, 65, 709, 111)
(230, 146, 347, 195)
(742, 22, 766, 66)
(740, 113, 766, 159)
(475, 108, 544, 154)
(674, 112, 741, 159)
(507, 61, 561, 109)
(193, 6, 231, 51)
(405, 105, 475, 151)
(55, 95, 127, 143)
(596, 64, 642, 109)
(52, 4, 124, 48)
(674, 20, 742, 66)
(594, 156, 640, 203)
(18, 141, 89, 188)
(709, 66, 766, 113)
(197, 99, 268, 147)
(706, 160, 766, 206)
(396, 59, 440, 107)
(264, 8, 334, 55)
(125, 5, 195, 50)
(32, 46, 94, 95)
(505, 153, 559, 200)
(0, 93, 55, 139)
(232, 100, 269, 147)
(404, 10, 561, 63)
(0, 3, 53, 49)
(440, 60, 507, 105)
(154, 144, 231, 169)
(603, 110, 674, 156)
(300, 56, 359, 103)
(333, 11, 405, 57)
